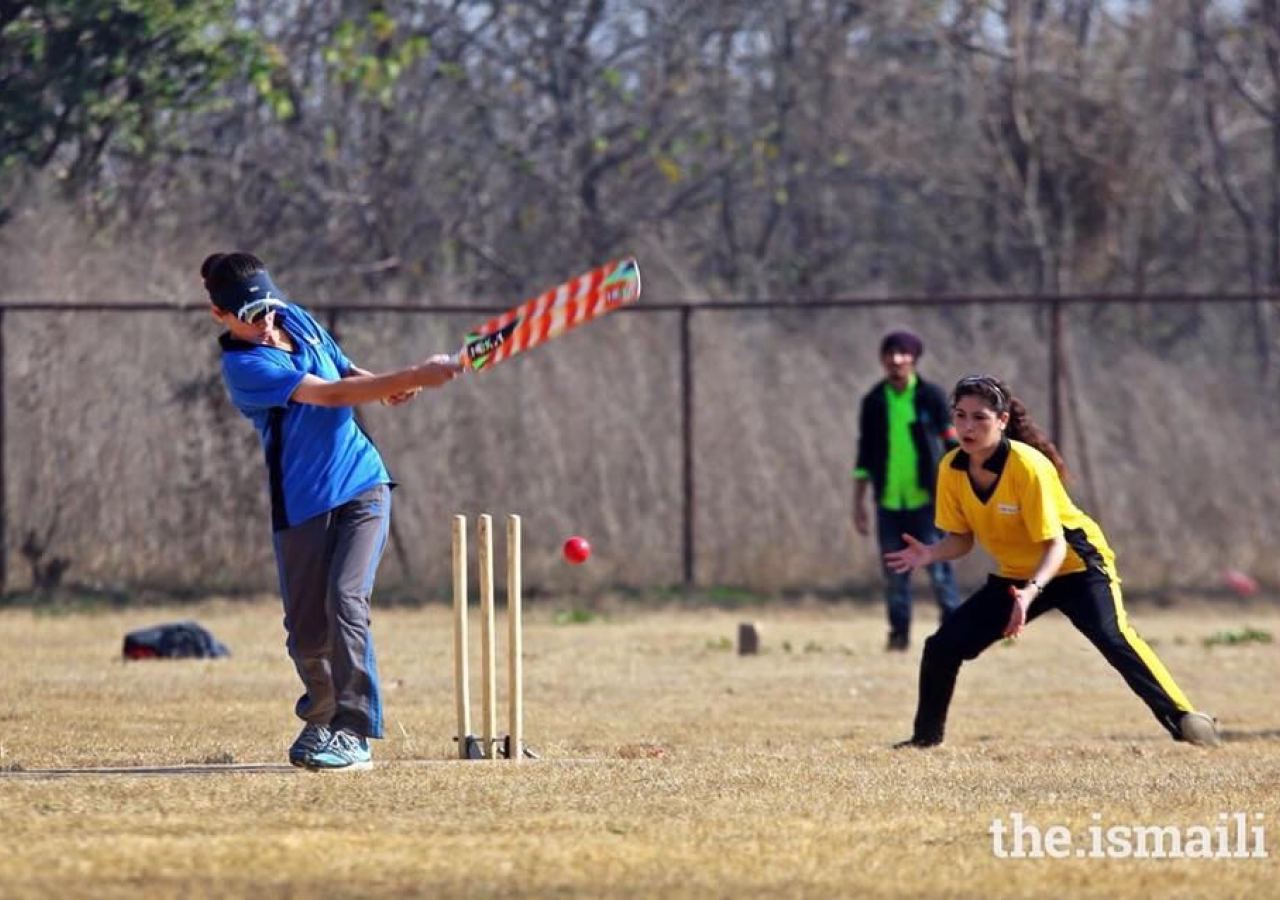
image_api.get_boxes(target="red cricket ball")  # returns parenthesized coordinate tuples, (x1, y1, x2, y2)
(1222, 569, 1258, 597)
(563, 535, 591, 564)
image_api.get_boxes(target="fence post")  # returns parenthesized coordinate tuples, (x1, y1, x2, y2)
(0, 307, 6, 595)
(681, 306, 695, 587)
(1049, 298, 1064, 447)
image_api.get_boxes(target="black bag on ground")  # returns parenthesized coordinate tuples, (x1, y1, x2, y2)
(122, 620, 231, 660)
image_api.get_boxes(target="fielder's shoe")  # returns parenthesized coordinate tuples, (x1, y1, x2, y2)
(288, 722, 331, 768)
(893, 736, 942, 749)
(886, 633, 910, 652)
(306, 728, 373, 770)
(1178, 711, 1222, 748)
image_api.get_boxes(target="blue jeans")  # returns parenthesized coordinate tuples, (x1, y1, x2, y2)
(876, 505, 958, 638)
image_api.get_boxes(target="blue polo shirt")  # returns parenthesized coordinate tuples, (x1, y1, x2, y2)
(219, 304, 391, 531)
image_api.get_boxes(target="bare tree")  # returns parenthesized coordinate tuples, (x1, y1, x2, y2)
(1188, 0, 1280, 377)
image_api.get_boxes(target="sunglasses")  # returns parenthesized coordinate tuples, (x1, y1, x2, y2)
(237, 297, 284, 325)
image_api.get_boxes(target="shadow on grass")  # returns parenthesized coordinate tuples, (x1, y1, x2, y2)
(1221, 728, 1280, 743)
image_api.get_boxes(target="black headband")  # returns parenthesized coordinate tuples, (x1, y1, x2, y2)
(954, 374, 1007, 410)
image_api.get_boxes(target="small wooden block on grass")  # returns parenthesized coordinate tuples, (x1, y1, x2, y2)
(738, 622, 761, 655)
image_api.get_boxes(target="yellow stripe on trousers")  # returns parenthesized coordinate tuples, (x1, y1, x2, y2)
(1108, 578, 1193, 713)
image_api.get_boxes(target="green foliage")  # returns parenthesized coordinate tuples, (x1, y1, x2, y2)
(772, 639, 854, 655)
(705, 585, 768, 605)
(322, 11, 430, 108)
(249, 42, 297, 121)
(554, 607, 596, 625)
(1202, 627, 1274, 648)
(802, 640, 853, 655)
(0, 0, 261, 186)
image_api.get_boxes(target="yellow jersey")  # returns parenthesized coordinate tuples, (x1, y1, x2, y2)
(935, 438, 1115, 580)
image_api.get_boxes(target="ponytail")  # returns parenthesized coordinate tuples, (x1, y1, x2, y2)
(1005, 394, 1069, 481)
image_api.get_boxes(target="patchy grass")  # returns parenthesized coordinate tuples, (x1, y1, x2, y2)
(1201, 626, 1274, 648)
(0, 598, 1276, 898)
(552, 606, 598, 625)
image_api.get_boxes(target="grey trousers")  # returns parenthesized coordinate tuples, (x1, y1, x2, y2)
(272, 483, 390, 739)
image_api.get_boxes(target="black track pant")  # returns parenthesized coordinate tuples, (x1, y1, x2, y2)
(909, 569, 1195, 744)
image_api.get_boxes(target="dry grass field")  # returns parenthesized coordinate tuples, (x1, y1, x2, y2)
(0, 597, 1276, 899)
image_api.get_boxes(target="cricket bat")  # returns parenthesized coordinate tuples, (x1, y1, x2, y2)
(458, 257, 641, 372)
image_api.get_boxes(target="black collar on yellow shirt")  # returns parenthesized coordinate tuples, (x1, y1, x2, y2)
(949, 435, 1011, 474)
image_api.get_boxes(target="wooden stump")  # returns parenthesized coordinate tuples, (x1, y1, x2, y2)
(737, 621, 761, 655)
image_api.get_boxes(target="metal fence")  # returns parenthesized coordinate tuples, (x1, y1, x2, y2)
(2, 291, 1277, 599)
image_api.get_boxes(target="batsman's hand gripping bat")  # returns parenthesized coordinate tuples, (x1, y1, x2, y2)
(457, 257, 641, 372)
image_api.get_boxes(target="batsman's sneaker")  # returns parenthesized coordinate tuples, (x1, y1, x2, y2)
(288, 722, 331, 768)
(306, 728, 372, 770)
(1179, 711, 1222, 748)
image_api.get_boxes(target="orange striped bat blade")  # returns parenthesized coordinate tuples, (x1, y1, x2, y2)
(461, 257, 641, 372)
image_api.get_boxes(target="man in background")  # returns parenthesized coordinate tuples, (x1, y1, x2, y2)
(853, 330, 959, 651)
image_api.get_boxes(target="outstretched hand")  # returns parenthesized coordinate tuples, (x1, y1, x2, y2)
(884, 533, 933, 574)
(1003, 585, 1033, 638)
(381, 354, 465, 405)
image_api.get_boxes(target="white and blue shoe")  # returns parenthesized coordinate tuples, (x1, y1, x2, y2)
(288, 722, 331, 768)
(306, 728, 372, 770)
